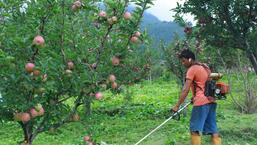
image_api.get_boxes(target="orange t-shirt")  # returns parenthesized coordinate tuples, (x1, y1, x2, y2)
(186, 65, 214, 106)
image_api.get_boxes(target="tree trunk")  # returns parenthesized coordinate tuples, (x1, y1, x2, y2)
(245, 41, 257, 74)
(248, 51, 257, 74)
(20, 122, 34, 145)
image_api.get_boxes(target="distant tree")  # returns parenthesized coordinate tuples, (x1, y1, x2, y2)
(174, 0, 257, 74)
(161, 34, 185, 86)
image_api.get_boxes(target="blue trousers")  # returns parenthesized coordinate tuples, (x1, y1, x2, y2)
(190, 103, 218, 135)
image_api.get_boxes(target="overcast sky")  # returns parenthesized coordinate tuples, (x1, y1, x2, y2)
(147, 0, 194, 22)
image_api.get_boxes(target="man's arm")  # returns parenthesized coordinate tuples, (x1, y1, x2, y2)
(172, 79, 193, 112)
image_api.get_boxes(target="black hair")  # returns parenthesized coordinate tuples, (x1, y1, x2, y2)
(178, 49, 195, 60)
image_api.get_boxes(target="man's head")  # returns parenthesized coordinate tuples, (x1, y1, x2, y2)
(178, 49, 195, 68)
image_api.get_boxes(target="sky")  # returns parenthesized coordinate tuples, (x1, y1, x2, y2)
(147, 0, 194, 22)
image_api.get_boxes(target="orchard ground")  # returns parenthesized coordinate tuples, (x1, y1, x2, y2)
(1, 78, 257, 145)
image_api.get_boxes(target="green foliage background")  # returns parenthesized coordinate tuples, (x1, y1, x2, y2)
(1, 78, 257, 145)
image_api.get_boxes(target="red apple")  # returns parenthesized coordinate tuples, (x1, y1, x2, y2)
(25, 63, 35, 73)
(30, 108, 38, 118)
(33, 70, 40, 76)
(134, 31, 141, 37)
(33, 35, 45, 46)
(67, 61, 74, 70)
(95, 92, 103, 100)
(83, 136, 90, 141)
(111, 56, 120, 66)
(21, 113, 31, 122)
(124, 12, 131, 20)
(130, 36, 138, 43)
(20, 143, 30, 145)
(99, 11, 107, 17)
(87, 142, 93, 145)
(111, 82, 118, 89)
(109, 74, 116, 82)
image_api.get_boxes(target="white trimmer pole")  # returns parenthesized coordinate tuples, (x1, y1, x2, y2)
(134, 102, 191, 145)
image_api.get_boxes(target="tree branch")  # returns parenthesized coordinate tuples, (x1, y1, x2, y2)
(32, 96, 83, 139)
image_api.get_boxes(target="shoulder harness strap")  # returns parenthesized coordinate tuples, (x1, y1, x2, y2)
(190, 63, 211, 98)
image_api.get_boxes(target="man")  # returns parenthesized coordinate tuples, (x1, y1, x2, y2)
(172, 49, 221, 145)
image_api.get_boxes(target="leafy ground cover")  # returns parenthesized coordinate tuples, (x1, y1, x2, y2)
(0, 79, 256, 145)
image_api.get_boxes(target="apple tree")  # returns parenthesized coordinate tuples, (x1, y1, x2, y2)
(0, 0, 153, 144)
(173, 0, 257, 73)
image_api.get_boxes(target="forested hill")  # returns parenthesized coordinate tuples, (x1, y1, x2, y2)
(140, 10, 184, 46)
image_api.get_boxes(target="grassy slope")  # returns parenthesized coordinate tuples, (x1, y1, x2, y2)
(0, 79, 256, 145)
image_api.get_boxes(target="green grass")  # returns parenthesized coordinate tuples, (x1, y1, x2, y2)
(0, 79, 257, 145)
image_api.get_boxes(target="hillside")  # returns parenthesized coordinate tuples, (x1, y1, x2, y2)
(126, 5, 184, 46)
(141, 12, 184, 46)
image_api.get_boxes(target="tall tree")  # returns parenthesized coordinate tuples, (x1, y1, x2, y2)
(174, 0, 257, 73)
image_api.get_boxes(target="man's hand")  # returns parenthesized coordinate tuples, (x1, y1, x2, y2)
(171, 104, 179, 112)
(170, 104, 181, 120)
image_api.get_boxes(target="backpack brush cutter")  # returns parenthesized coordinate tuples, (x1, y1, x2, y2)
(134, 73, 229, 145)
